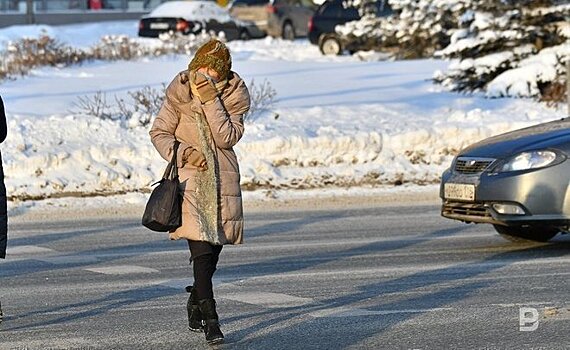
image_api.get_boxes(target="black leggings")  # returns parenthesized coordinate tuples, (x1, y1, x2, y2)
(188, 240, 223, 300)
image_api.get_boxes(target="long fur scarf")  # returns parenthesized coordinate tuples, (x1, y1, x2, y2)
(194, 109, 222, 245)
(186, 71, 250, 245)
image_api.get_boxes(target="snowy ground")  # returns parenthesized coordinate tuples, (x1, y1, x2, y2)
(0, 21, 566, 206)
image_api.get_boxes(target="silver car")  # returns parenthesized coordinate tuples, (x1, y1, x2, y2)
(440, 118, 570, 242)
(266, 0, 317, 40)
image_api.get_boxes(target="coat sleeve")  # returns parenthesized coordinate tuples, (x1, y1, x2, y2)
(0, 96, 6, 259)
(201, 79, 250, 149)
(149, 93, 194, 168)
(0, 96, 7, 144)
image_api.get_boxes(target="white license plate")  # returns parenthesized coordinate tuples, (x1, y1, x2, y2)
(444, 183, 475, 201)
(150, 23, 170, 30)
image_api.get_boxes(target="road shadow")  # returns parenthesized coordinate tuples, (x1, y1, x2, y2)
(222, 240, 570, 349)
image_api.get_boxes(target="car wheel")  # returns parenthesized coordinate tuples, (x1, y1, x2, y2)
(282, 22, 295, 40)
(239, 30, 251, 41)
(319, 35, 342, 56)
(493, 225, 559, 243)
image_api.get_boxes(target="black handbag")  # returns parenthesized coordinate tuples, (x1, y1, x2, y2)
(142, 141, 183, 232)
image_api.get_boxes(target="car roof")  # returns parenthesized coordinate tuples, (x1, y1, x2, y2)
(146, 1, 231, 22)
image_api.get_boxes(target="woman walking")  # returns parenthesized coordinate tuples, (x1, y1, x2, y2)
(0, 95, 8, 325)
(149, 39, 250, 345)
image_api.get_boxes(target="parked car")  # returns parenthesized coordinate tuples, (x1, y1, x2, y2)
(440, 118, 570, 242)
(138, 0, 265, 40)
(266, 0, 317, 40)
(229, 0, 270, 32)
(308, 0, 392, 55)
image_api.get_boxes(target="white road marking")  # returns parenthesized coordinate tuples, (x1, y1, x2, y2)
(310, 306, 454, 318)
(490, 302, 556, 308)
(156, 278, 237, 290)
(84, 265, 159, 275)
(222, 292, 313, 308)
(157, 278, 191, 290)
(36, 255, 99, 265)
(7, 245, 55, 255)
(228, 233, 493, 252)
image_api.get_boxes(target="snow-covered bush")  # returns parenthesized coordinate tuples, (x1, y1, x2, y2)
(152, 31, 217, 56)
(90, 35, 145, 61)
(119, 85, 166, 128)
(245, 79, 277, 122)
(72, 85, 166, 128)
(0, 35, 86, 80)
(91, 32, 216, 60)
(433, 1, 570, 101)
(0, 32, 218, 82)
(72, 91, 113, 121)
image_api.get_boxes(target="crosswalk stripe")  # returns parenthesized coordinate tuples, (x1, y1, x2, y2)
(7, 245, 55, 255)
(84, 265, 159, 275)
(36, 255, 99, 265)
(310, 306, 454, 318)
(222, 292, 313, 308)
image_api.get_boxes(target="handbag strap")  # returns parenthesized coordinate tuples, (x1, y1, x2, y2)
(162, 140, 180, 180)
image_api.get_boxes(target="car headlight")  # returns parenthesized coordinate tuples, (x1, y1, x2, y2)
(497, 150, 564, 173)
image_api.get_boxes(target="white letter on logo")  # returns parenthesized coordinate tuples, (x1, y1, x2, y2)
(519, 307, 539, 332)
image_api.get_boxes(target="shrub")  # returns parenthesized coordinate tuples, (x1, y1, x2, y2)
(245, 79, 278, 122)
(72, 91, 113, 120)
(0, 34, 86, 80)
(0, 32, 218, 82)
(72, 84, 166, 128)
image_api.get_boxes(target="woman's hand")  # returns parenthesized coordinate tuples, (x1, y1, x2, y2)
(190, 69, 220, 104)
(185, 149, 208, 171)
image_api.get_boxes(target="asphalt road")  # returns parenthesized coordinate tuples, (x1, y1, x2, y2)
(2, 203, 570, 349)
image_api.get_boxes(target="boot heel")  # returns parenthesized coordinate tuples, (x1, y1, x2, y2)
(198, 299, 224, 345)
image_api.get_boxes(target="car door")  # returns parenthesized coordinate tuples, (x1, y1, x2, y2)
(230, 0, 270, 30)
(292, 0, 316, 36)
(318, 0, 342, 34)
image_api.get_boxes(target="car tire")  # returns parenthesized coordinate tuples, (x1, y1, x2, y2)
(239, 30, 251, 41)
(282, 22, 295, 40)
(319, 35, 342, 56)
(493, 225, 559, 243)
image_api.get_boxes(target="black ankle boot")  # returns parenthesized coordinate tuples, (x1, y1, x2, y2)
(185, 286, 203, 332)
(198, 298, 224, 345)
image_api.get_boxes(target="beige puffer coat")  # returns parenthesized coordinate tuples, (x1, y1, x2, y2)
(149, 70, 250, 245)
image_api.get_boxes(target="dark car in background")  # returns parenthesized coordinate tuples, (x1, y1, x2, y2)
(139, 0, 264, 40)
(266, 0, 317, 40)
(308, 0, 392, 55)
(229, 0, 270, 32)
(440, 118, 570, 243)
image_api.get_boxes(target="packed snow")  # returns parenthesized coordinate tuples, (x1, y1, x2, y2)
(0, 21, 566, 202)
